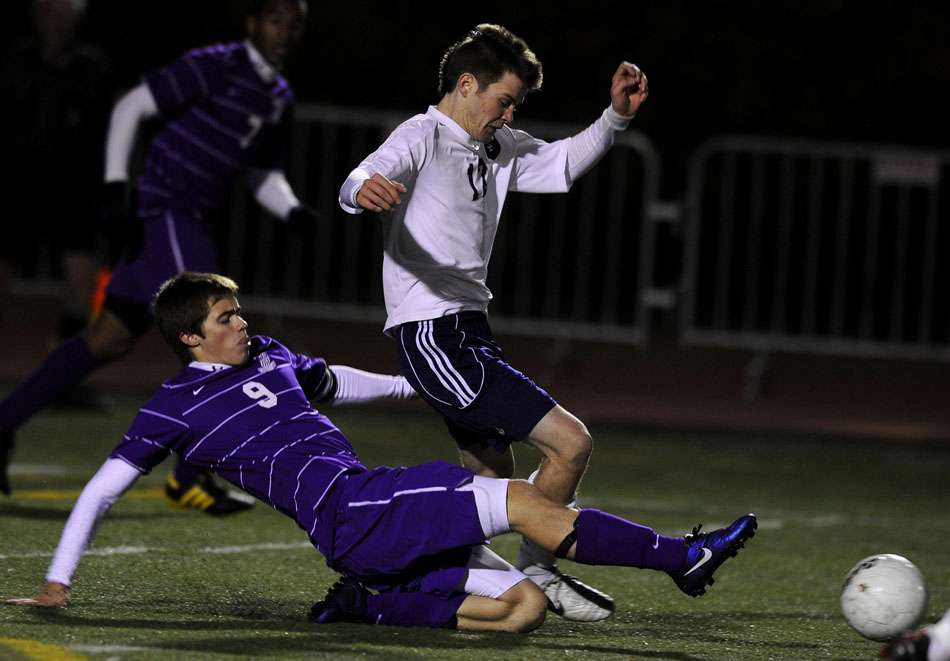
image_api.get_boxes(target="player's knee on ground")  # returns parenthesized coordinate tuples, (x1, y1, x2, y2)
(457, 579, 548, 633)
(502, 580, 548, 633)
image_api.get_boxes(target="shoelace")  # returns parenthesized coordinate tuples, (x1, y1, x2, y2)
(683, 523, 705, 545)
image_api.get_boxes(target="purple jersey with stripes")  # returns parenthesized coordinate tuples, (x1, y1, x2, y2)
(111, 335, 365, 556)
(138, 41, 293, 218)
(110, 335, 486, 589)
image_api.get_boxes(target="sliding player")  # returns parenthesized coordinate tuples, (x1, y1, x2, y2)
(7, 271, 757, 632)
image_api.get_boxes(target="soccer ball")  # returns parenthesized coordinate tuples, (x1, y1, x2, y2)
(840, 553, 929, 641)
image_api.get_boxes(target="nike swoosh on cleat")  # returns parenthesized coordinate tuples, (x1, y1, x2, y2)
(684, 547, 713, 576)
(193, 386, 205, 395)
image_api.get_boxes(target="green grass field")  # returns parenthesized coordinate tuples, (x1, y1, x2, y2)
(1, 388, 948, 660)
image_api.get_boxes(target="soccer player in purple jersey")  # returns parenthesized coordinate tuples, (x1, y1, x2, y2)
(339, 24, 649, 621)
(0, 0, 316, 512)
(7, 271, 757, 632)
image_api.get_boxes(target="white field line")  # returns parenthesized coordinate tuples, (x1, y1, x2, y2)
(0, 542, 311, 561)
(71, 644, 155, 653)
(9, 464, 72, 476)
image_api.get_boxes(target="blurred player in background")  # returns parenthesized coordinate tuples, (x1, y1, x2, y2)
(883, 609, 950, 661)
(0, 0, 113, 353)
(6, 271, 757, 632)
(0, 0, 319, 513)
(338, 23, 649, 622)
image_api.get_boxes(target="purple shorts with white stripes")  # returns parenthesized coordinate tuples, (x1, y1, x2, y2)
(390, 312, 556, 452)
(106, 211, 219, 309)
(328, 461, 485, 594)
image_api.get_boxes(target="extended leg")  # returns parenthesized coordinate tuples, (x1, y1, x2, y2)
(506, 480, 757, 598)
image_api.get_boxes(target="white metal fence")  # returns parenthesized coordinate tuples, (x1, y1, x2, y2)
(12, 107, 950, 364)
(681, 136, 950, 361)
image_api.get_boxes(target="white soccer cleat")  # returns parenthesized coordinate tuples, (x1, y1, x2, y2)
(524, 564, 615, 622)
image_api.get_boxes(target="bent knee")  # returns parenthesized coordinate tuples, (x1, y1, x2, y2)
(511, 583, 548, 633)
(558, 424, 593, 470)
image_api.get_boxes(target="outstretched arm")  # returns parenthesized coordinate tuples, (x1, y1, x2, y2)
(565, 61, 650, 182)
(319, 365, 417, 405)
(5, 458, 142, 607)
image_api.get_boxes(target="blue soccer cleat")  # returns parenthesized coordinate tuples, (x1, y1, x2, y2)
(309, 576, 369, 624)
(669, 513, 757, 597)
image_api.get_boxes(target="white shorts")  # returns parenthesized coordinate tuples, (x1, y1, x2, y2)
(463, 544, 530, 599)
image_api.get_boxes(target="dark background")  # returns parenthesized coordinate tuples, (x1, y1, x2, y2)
(3, 0, 948, 197)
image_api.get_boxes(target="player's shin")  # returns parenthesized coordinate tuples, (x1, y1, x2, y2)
(566, 509, 687, 572)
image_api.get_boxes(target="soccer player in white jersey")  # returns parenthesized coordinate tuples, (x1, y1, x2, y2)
(338, 24, 649, 621)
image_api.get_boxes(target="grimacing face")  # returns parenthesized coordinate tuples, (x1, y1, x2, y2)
(184, 296, 250, 366)
(247, 0, 305, 69)
(463, 71, 526, 142)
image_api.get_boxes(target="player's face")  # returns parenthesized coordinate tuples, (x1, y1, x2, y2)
(246, 0, 306, 69)
(465, 71, 527, 142)
(190, 296, 250, 367)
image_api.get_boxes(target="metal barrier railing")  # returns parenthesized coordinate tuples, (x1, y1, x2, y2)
(14, 107, 949, 366)
(681, 135, 950, 362)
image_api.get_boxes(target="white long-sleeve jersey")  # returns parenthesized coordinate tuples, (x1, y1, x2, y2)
(339, 105, 632, 331)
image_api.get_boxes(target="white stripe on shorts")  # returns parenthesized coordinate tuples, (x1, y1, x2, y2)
(412, 320, 478, 407)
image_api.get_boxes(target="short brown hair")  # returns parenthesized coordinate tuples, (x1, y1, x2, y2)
(152, 272, 240, 365)
(438, 24, 542, 98)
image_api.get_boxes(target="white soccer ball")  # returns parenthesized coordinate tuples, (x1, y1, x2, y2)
(840, 553, 929, 641)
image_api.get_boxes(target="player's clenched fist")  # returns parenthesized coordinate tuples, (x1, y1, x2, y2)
(611, 61, 649, 118)
(356, 173, 408, 212)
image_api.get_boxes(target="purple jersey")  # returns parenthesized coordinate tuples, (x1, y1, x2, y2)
(137, 41, 293, 218)
(111, 335, 487, 588)
(111, 335, 366, 555)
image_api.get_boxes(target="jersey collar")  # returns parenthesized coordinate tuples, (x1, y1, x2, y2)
(189, 361, 234, 372)
(245, 39, 277, 83)
(426, 106, 486, 154)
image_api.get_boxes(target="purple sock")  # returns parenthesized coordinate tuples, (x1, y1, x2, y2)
(0, 334, 104, 431)
(363, 592, 467, 628)
(573, 509, 687, 572)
